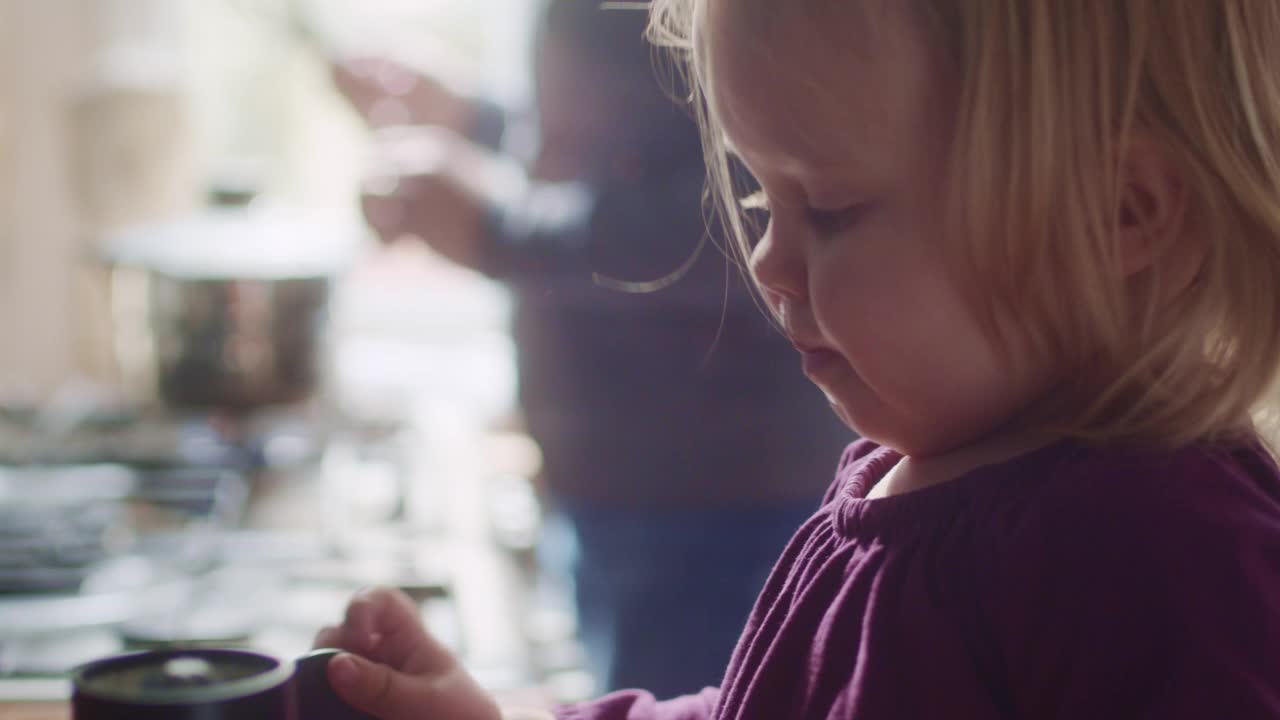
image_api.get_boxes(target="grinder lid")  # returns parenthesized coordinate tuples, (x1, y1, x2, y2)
(73, 648, 292, 705)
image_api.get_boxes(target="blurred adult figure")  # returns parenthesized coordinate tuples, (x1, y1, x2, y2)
(332, 0, 850, 697)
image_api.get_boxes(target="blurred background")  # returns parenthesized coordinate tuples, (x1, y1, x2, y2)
(18, 3, 1280, 717)
(0, 0, 584, 710)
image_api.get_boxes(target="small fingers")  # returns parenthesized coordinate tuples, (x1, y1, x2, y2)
(312, 625, 344, 651)
(341, 587, 418, 653)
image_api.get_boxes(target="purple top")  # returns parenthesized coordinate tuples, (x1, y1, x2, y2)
(555, 438, 1280, 719)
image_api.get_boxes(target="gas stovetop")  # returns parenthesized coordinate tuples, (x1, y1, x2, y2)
(0, 401, 353, 596)
(0, 462, 248, 594)
(0, 403, 331, 470)
(0, 526, 458, 702)
(0, 408, 460, 703)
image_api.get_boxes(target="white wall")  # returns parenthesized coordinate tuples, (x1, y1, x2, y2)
(0, 1, 96, 396)
(0, 0, 196, 398)
(0, 0, 533, 400)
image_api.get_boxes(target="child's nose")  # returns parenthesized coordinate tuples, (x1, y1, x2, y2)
(749, 224, 807, 304)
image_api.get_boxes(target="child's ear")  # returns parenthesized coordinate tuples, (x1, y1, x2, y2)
(1116, 133, 1192, 277)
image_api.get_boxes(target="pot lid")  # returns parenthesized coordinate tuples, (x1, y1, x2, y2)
(101, 206, 362, 279)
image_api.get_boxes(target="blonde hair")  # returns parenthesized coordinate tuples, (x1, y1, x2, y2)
(649, 0, 1280, 449)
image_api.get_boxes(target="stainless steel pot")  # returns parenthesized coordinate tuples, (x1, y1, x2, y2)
(101, 207, 358, 412)
(144, 272, 330, 410)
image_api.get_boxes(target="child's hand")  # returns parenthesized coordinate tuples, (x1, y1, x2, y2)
(314, 586, 503, 720)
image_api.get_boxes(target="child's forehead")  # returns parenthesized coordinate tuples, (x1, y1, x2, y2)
(700, 0, 930, 161)
(700, 0, 889, 51)
(699, 0, 913, 96)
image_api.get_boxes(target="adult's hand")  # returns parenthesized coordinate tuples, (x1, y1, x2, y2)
(332, 55, 474, 132)
(359, 126, 524, 271)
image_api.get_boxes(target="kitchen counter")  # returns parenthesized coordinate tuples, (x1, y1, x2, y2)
(0, 256, 567, 714)
(0, 425, 544, 717)
(0, 702, 64, 720)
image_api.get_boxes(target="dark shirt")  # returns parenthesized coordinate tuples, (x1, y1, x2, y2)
(470, 2, 850, 507)
(556, 438, 1280, 718)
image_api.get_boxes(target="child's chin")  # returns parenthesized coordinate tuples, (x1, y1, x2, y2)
(828, 400, 858, 434)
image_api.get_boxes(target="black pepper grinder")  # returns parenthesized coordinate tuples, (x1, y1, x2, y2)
(72, 647, 376, 720)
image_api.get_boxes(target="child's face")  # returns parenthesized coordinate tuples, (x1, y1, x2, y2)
(703, 2, 1052, 456)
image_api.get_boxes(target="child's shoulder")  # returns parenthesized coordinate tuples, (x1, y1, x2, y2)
(821, 437, 1280, 544)
(984, 439, 1280, 605)
(1020, 439, 1280, 536)
(979, 441, 1280, 714)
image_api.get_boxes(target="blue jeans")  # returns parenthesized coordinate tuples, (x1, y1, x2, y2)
(545, 500, 816, 697)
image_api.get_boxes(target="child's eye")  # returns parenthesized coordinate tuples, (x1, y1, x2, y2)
(807, 204, 869, 235)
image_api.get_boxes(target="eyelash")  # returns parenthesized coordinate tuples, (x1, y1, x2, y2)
(739, 190, 770, 211)
(738, 191, 867, 235)
(806, 205, 868, 235)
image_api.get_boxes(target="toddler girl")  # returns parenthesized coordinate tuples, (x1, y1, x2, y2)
(314, 1, 1280, 717)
